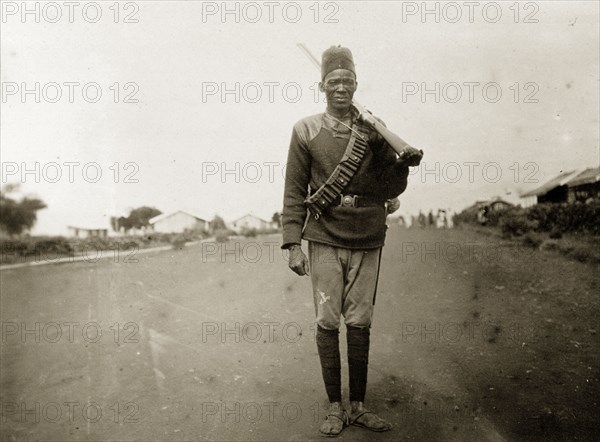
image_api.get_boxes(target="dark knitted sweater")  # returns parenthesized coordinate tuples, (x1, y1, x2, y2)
(281, 110, 410, 250)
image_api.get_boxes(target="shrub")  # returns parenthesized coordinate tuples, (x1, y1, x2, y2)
(147, 233, 177, 244)
(527, 202, 600, 235)
(215, 229, 230, 243)
(566, 202, 600, 235)
(452, 208, 478, 227)
(242, 228, 258, 238)
(183, 226, 209, 241)
(79, 237, 113, 252)
(171, 234, 187, 250)
(522, 232, 543, 248)
(120, 239, 142, 250)
(526, 203, 556, 232)
(0, 236, 77, 263)
(454, 201, 600, 236)
(27, 237, 74, 257)
(499, 208, 538, 237)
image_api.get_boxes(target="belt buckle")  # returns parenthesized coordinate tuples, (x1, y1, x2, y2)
(341, 194, 356, 208)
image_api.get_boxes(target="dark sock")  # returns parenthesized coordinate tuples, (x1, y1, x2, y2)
(347, 325, 370, 403)
(316, 325, 341, 403)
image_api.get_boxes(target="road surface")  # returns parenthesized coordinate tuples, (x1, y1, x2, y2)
(1, 227, 598, 441)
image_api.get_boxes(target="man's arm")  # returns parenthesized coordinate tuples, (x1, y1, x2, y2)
(368, 117, 413, 199)
(381, 159, 411, 199)
(281, 125, 311, 276)
(281, 125, 311, 249)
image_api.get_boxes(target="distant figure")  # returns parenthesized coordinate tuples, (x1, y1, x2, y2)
(446, 209, 454, 228)
(427, 210, 435, 229)
(418, 211, 426, 229)
(436, 209, 447, 229)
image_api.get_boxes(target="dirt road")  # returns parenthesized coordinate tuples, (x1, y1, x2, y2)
(1, 227, 598, 441)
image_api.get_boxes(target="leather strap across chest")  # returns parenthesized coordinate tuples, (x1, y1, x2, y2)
(304, 121, 371, 219)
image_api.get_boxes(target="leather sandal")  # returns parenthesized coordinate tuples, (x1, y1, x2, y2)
(319, 410, 349, 437)
(349, 409, 393, 432)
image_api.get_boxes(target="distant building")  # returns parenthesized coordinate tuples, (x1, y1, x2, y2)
(486, 198, 513, 212)
(520, 167, 600, 207)
(67, 226, 108, 239)
(460, 197, 514, 225)
(230, 214, 271, 233)
(565, 167, 600, 202)
(149, 211, 209, 234)
(465, 197, 513, 213)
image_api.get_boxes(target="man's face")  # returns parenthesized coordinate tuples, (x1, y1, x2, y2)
(319, 69, 357, 114)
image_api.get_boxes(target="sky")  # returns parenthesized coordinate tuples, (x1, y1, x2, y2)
(1, 1, 599, 235)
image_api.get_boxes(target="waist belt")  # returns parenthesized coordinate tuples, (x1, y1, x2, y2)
(334, 194, 385, 208)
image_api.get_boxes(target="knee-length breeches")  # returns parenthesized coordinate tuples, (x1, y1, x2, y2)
(308, 241, 381, 330)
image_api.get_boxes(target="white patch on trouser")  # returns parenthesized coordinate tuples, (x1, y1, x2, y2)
(318, 290, 330, 305)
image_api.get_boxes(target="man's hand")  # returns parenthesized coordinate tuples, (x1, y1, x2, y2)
(386, 197, 400, 214)
(288, 244, 310, 276)
(399, 146, 424, 167)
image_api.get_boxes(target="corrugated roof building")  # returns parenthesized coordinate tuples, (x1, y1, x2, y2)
(520, 167, 600, 207)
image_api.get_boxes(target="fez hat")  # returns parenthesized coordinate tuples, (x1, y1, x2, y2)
(321, 45, 356, 80)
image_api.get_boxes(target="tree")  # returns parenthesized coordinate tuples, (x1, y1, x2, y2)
(0, 184, 47, 236)
(112, 206, 161, 232)
(211, 215, 227, 231)
(127, 206, 162, 229)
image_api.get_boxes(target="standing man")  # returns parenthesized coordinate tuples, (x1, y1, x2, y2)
(281, 46, 422, 436)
